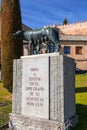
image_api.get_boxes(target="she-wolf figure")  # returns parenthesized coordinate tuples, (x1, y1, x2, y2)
(13, 27, 61, 55)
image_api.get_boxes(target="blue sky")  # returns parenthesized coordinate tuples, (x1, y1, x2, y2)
(20, 0, 87, 29)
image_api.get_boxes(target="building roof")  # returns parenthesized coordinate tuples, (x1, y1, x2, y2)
(22, 24, 32, 31)
(60, 35, 87, 41)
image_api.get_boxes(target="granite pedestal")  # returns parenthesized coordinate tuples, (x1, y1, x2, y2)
(9, 53, 78, 130)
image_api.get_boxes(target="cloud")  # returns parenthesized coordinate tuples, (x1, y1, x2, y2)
(20, 0, 87, 28)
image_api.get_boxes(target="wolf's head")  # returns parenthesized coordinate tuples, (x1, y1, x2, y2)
(13, 30, 24, 39)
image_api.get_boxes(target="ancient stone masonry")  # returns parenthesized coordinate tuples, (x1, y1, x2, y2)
(46, 21, 87, 35)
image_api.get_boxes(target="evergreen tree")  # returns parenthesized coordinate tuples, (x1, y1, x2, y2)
(1, 0, 23, 92)
(63, 18, 68, 25)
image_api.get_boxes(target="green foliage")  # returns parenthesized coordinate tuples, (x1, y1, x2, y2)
(0, 81, 11, 96)
(63, 18, 68, 25)
(1, 0, 23, 92)
(0, 81, 12, 125)
(75, 74, 87, 87)
(73, 74, 87, 130)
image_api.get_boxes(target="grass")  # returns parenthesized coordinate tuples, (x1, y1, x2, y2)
(0, 81, 12, 126)
(73, 74, 87, 130)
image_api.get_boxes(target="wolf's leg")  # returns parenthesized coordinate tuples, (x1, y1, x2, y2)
(28, 40, 32, 55)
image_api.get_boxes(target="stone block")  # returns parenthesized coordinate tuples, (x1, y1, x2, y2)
(10, 53, 78, 130)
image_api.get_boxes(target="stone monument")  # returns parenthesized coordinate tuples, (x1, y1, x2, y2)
(9, 53, 78, 130)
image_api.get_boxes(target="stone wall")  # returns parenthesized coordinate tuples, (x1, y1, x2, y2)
(61, 41, 87, 70)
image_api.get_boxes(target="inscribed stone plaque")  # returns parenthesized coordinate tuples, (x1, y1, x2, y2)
(22, 56, 49, 119)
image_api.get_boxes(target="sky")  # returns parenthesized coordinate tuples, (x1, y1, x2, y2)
(20, 0, 87, 29)
(4, 0, 87, 29)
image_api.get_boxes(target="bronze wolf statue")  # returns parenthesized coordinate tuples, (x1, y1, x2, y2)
(13, 27, 61, 55)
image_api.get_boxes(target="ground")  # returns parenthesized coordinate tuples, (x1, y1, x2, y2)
(73, 74, 87, 130)
(0, 81, 12, 126)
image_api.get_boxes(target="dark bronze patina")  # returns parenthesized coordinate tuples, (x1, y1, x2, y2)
(13, 27, 61, 55)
